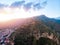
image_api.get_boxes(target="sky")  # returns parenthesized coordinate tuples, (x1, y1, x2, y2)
(0, 0, 60, 18)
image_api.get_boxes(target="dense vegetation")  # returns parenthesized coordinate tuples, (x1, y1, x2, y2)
(10, 18, 60, 45)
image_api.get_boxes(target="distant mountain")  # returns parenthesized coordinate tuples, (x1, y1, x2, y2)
(35, 15, 60, 33)
(35, 15, 60, 23)
(55, 17, 60, 20)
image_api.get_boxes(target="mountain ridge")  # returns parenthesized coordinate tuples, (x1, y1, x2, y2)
(9, 15, 60, 45)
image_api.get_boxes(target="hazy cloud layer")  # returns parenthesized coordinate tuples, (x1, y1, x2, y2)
(0, 0, 47, 11)
(0, 0, 47, 20)
(0, 3, 8, 8)
(10, 1, 25, 8)
(10, 0, 47, 10)
(33, 3, 41, 10)
(23, 2, 33, 10)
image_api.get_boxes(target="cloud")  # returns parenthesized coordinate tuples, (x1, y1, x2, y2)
(0, 0, 47, 20)
(10, 1, 25, 8)
(33, 0, 47, 10)
(0, 3, 8, 8)
(40, 0, 47, 8)
(10, 0, 47, 10)
(23, 2, 33, 11)
(0, 0, 47, 11)
(33, 3, 42, 10)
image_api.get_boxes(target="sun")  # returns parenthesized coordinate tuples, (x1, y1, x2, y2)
(0, 8, 41, 22)
(0, 8, 30, 22)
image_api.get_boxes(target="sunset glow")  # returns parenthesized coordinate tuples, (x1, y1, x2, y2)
(0, 8, 42, 22)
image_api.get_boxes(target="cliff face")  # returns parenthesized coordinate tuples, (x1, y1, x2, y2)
(10, 18, 60, 45)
